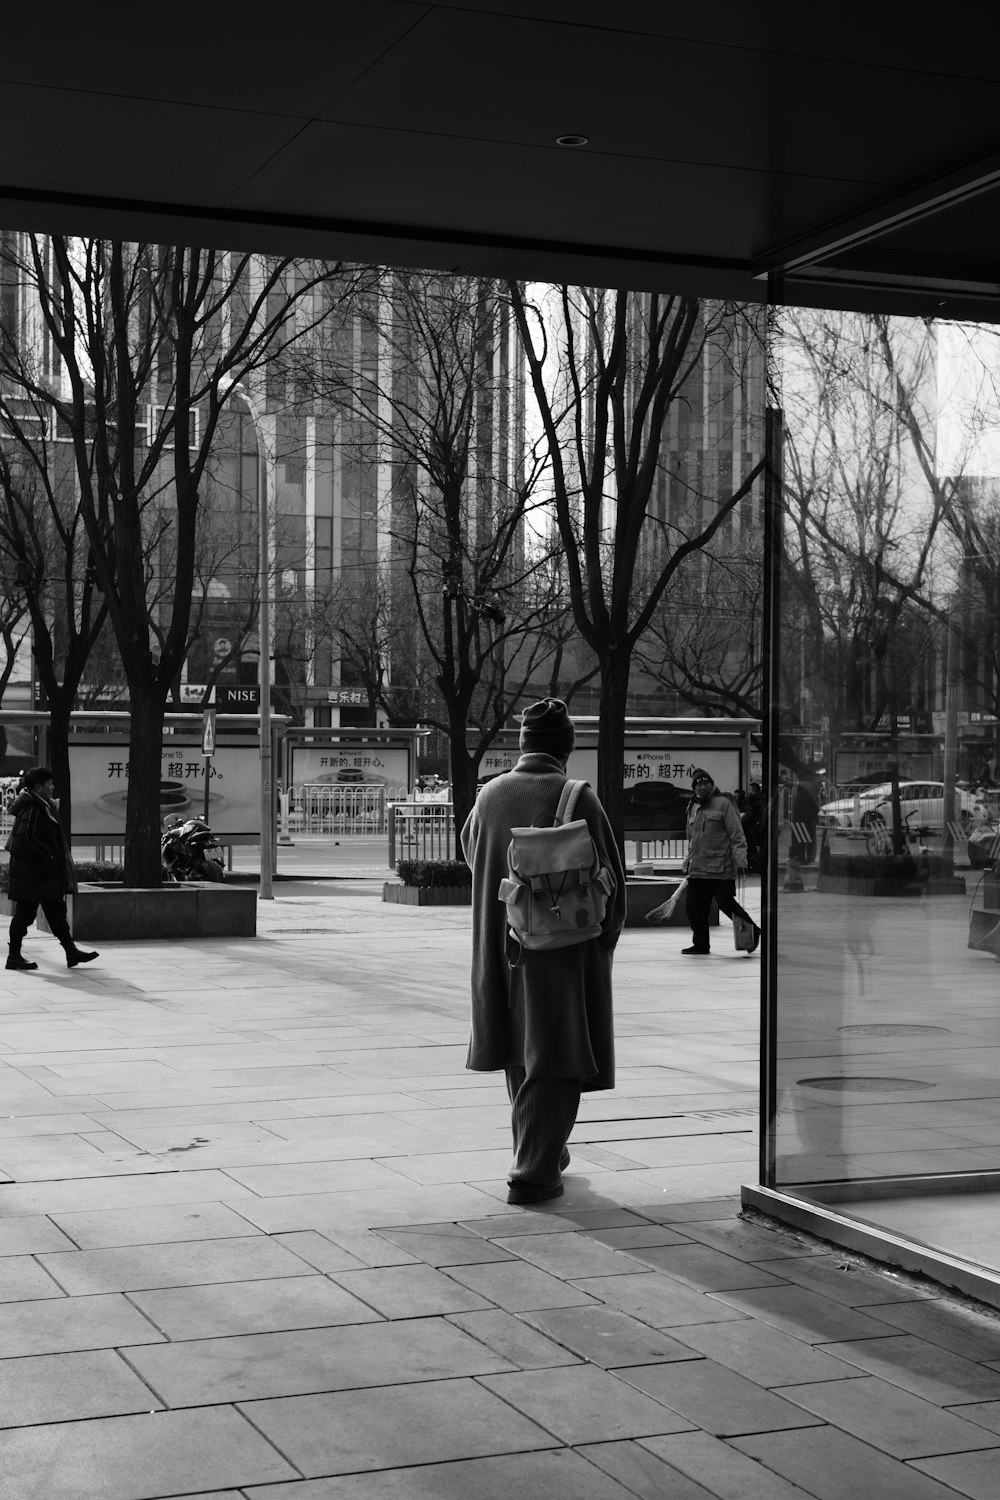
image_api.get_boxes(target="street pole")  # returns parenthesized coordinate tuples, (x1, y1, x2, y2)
(256, 411, 274, 901)
(224, 380, 274, 900)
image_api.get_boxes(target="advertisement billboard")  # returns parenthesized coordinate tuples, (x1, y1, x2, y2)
(68, 738, 262, 839)
(290, 744, 410, 797)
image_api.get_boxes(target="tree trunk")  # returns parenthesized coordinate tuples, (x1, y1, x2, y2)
(449, 744, 480, 856)
(47, 699, 74, 846)
(124, 684, 166, 887)
(597, 652, 631, 862)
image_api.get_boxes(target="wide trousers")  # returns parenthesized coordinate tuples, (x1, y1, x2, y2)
(685, 878, 754, 953)
(9, 898, 74, 954)
(505, 1066, 580, 1188)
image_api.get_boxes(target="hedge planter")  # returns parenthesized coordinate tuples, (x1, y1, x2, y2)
(383, 883, 471, 907)
(1, 883, 257, 940)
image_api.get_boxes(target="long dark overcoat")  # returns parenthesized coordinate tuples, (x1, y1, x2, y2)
(461, 753, 627, 1090)
(6, 790, 77, 904)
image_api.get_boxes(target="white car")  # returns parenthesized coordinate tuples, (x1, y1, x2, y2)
(820, 781, 982, 833)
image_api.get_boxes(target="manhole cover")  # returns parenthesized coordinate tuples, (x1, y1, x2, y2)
(797, 1076, 933, 1092)
(838, 1024, 950, 1037)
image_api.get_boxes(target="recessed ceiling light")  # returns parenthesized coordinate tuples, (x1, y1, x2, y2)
(556, 134, 588, 147)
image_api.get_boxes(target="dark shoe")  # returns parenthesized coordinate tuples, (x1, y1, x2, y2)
(559, 1146, 571, 1171)
(681, 946, 710, 955)
(748, 923, 762, 954)
(507, 1181, 564, 1206)
(6, 955, 38, 971)
(67, 949, 99, 969)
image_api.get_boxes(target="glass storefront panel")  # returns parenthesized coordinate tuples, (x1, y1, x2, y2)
(765, 308, 1000, 1276)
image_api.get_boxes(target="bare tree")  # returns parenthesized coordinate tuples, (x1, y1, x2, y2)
(509, 282, 765, 851)
(0, 236, 369, 883)
(296, 270, 563, 833)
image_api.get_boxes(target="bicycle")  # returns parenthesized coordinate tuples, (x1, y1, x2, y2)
(864, 809, 921, 856)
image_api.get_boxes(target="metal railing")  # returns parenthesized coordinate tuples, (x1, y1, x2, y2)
(289, 783, 404, 836)
(388, 801, 457, 864)
(631, 836, 689, 865)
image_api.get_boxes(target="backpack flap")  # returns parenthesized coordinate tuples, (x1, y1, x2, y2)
(508, 819, 596, 880)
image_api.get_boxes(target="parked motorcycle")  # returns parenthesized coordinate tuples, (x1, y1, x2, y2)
(161, 814, 225, 882)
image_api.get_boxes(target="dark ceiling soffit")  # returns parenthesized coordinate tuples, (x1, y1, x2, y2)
(0, 181, 745, 277)
(751, 144, 1000, 277)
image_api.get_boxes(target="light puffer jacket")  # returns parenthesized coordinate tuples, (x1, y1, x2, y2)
(683, 792, 747, 879)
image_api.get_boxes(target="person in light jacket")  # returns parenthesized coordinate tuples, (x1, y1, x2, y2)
(461, 699, 626, 1205)
(6, 768, 98, 972)
(681, 767, 760, 956)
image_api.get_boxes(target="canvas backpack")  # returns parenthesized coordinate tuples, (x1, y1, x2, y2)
(498, 779, 615, 963)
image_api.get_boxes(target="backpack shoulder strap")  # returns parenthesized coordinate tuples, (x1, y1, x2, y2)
(555, 778, 588, 825)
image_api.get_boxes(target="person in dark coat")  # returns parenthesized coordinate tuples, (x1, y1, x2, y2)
(461, 699, 627, 1205)
(682, 768, 760, 956)
(6, 767, 98, 971)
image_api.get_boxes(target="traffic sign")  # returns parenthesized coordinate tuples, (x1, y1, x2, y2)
(202, 708, 216, 757)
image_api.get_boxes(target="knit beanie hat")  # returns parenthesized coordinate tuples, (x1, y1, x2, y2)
(519, 698, 576, 759)
(691, 768, 715, 789)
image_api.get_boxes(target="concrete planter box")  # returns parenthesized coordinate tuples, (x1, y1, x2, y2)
(1, 883, 257, 940)
(625, 877, 717, 929)
(382, 883, 471, 907)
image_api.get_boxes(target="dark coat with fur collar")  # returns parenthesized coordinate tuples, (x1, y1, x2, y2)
(461, 753, 627, 1090)
(6, 790, 76, 904)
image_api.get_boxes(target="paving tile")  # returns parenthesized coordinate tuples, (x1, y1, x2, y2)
(0, 1293, 163, 1357)
(625, 1242, 786, 1291)
(47, 1201, 261, 1249)
(36, 1234, 314, 1293)
(821, 1334, 1000, 1405)
(734, 1425, 977, 1500)
(676, 1216, 829, 1262)
(586, 1224, 691, 1249)
(0, 1217, 77, 1256)
(220, 1158, 409, 1195)
(243, 1447, 640, 1498)
(620, 1357, 823, 1437)
(913, 1448, 1000, 1498)
(639, 1430, 819, 1500)
(125, 1316, 513, 1405)
(638, 1197, 742, 1223)
(0, 1349, 163, 1427)
(481, 1363, 701, 1444)
(522, 1304, 701, 1369)
(446, 1309, 582, 1369)
(954, 1401, 1000, 1436)
(714, 1285, 904, 1343)
(375, 1224, 517, 1267)
(458, 1212, 580, 1239)
(576, 1438, 729, 1499)
(0, 1405, 295, 1499)
(445, 1260, 596, 1312)
(270, 1231, 369, 1273)
(0, 1256, 65, 1302)
(571, 1271, 746, 1329)
(765, 1253, 935, 1307)
(491, 1231, 639, 1281)
(671, 1318, 866, 1386)
(128, 1273, 383, 1339)
(774, 1374, 1000, 1459)
(240, 1377, 558, 1476)
(330, 1263, 494, 1317)
(861, 1297, 1000, 1362)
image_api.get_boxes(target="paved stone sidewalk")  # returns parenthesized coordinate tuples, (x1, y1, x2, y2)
(1, 883, 1000, 1499)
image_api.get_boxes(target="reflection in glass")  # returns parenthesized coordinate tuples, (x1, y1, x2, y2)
(769, 309, 1000, 1273)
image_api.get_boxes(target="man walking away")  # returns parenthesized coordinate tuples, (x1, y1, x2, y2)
(462, 699, 627, 1205)
(682, 768, 760, 956)
(6, 768, 99, 972)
